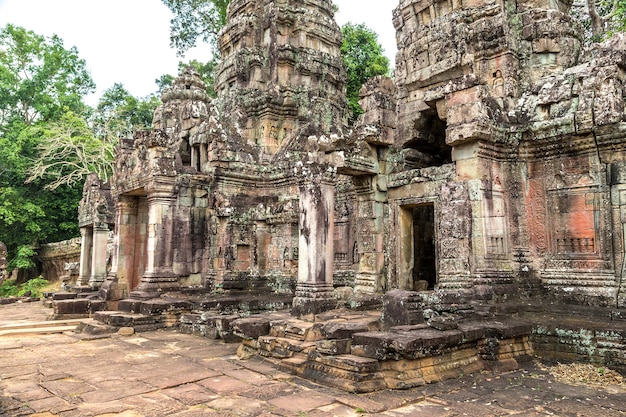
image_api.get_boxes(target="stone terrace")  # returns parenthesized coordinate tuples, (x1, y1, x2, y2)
(1, 302, 626, 417)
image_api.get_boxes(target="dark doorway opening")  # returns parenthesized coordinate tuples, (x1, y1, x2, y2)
(412, 204, 436, 290)
(403, 111, 452, 169)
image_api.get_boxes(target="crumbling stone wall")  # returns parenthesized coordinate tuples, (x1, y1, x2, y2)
(37, 238, 81, 283)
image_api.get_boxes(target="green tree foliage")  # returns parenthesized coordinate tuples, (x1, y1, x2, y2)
(25, 111, 116, 189)
(0, 275, 48, 298)
(94, 83, 159, 138)
(341, 23, 390, 124)
(26, 83, 159, 190)
(587, 0, 626, 39)
(0, 24, 95, 270)
(157, 58, 220, 97)
(161, 0, 230, 55)
(0, 24, 94, 130)
(569, 0, 626, 42)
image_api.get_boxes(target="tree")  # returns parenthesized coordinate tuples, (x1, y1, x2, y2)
(26, 83, 160, 190)
(0, 24, 94, 130)
(157, 58, 220, 97)
(341, 23, 391, 124)
(94, 83, 159, 138)
(586, 0, 626, 39)
(25, 111, 116, 189)
(570, 0, 626, 42)
(161, 0, 230, 55)
(0, 24, 95, 270)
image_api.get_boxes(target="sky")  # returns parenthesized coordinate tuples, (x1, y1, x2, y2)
(0, 0, 398, 106)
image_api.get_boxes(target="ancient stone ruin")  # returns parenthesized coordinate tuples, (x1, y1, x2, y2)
(63, 0, 626, 392)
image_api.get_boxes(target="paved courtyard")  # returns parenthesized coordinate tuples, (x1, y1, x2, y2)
(0, 302, 625, 417)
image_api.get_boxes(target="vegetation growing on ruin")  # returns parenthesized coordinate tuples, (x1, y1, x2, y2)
(341, 23, 390, 123)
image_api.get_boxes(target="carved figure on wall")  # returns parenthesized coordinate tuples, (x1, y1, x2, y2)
(493, 70, 505, 97)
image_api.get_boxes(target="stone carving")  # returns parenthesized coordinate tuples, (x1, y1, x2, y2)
(75, 0, 626, 310)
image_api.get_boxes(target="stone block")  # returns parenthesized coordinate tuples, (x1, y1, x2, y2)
(381, 289, 424, 330)
(315, 338, 351, 355)
(427, 314, 459, 330)
(482, 320, 532, 339)
(351, 332, 398, 360)
(51, 292, 77, 301)
(139, 299, 193, 315)
(322, 322, 370, 339)
(53, 299, 90, 315)
(231, 317, 271, 339)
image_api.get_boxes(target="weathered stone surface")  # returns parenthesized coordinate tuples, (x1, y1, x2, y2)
(322, 322, 370, 339)
(427, 314, 459, 331)
(117, 327, 135, 336)
(65, 0, 626, 388)
(381, 290, 424, 330)
(231, 317, 271, 339)
(315, 338, 351, 355)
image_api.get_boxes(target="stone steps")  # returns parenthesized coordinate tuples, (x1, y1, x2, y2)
(234, 311, 534, 393)
(0, 319, 84, 337)
(93, 310, 160, 330)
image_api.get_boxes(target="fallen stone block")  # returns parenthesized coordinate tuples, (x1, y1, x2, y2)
(231, 316, 271, 339)
(323, 322, 370, 339)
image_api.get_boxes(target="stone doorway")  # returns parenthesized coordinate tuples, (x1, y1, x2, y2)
(412, 205, 436, 290)
(400, 203, 437, 291)
(118, 195, 149, 292)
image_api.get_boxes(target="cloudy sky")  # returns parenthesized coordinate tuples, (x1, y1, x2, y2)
(0, 0, 398, 106)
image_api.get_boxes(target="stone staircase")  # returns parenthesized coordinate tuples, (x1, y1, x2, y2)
(69, 291, 294, 336)
(0, 319, 83, 337)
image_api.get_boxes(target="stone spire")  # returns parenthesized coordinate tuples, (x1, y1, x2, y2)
(215, 0, 349, 159)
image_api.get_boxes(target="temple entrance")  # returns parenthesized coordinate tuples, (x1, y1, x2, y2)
(399, 203, 437, 291)
(412, 205, 436, 290)
(118, 195, 148, 292)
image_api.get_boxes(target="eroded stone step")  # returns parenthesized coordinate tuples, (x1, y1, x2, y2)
(93, 311, 157, 327)
(0, 324, 78, 337)
(0, 318, 84, 331)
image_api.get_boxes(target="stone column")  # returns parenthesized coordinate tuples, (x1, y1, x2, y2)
(200, 144, 208, 172)
(99, 229, 120, 300)
(88, 224, 109, 289)
(292, 169, 336, 317)
(135, 184, 179, 296)
(77, 226, 92, 286)
(191, 145, 199, 170)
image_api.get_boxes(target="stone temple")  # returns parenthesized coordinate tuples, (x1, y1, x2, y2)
(67, 0, 626, 391)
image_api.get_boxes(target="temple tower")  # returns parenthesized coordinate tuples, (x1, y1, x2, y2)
(216, 0, 348, 159)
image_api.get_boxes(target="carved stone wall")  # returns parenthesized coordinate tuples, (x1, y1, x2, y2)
(79, 0, 626, 309)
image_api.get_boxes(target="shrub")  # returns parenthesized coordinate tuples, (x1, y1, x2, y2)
(0, 279, 19, 297)
(17, 276, 48, 299)
(0, 276, 49, 299)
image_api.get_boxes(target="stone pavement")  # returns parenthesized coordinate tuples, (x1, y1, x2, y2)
(0, 303, 625, 417)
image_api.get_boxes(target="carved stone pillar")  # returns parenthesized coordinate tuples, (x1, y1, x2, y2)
(88, 224, 109, 288)
(292, 169, 337, 317)
(100, 196, 136, 300)
(99, 229, 120, 300)
(77, 227, 92, 286)
(135, 184, 179, 296)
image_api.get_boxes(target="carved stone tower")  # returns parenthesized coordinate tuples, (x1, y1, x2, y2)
(216, 0, 348, 159)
